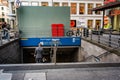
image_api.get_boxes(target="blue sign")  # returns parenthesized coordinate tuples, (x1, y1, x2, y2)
(20, 37, 81, 47)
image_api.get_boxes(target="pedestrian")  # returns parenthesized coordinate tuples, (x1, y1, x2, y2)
(34, 43, 44, 63)
(76, 28, 80, 36)
(2, 22, 7, 38)
(2, 22, 10, 40)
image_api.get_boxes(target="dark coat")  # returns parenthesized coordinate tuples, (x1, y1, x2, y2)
(35, 47, 43, 58)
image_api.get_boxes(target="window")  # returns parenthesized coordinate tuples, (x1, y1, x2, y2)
(21, 1, 29, 6)
(87, 20, 93, 29)
(11, 2, 15, 14)
(95, 20, 101, 30)
(71, 3, 77, 14)
(79, 3, 85, 14)
(62, 2, 68, 6)
(31, 2, 39, 6)
(88, 3, 93, 14)
(53, 2, 59, 6)
(95, 4, 102, 14)
(2, 12, 5, 16)
(1, 7, 4, 10)
(41, 2, 48, 6)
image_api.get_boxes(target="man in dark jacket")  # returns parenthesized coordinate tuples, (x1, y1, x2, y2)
(34, 43, 44, 63)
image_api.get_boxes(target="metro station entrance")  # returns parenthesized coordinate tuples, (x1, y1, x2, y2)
(22, 47, 80, 63)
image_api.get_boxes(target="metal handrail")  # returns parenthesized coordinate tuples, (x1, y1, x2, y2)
(81, 28, 120, 48)
(83, 46, 120, 62)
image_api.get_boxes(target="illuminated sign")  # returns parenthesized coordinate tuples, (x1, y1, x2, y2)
(70, 20, 76, 27)
(104, 0, 116, 4)
(110, 9, 120, 16)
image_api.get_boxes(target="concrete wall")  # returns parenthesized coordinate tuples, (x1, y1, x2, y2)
(81, 40, 107, 58)
(81, 40, 120, 62)
(0, 39, 21, 64)
(99, 53, 120, 62)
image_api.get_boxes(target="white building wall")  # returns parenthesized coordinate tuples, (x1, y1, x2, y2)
(9, 0, 104, 29)
(0, 4, 9, 23)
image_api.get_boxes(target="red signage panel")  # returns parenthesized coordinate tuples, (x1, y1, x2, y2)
(104, 0, 116, 4)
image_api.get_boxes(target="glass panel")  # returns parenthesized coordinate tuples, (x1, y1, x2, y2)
(53, 2, 59, 6)
(79, 3, 85, 14)
(95, 4, 102, 14)
(88, 3, 93, 14)
(71, 3, 77, 14)
(95, 20, 101, 30)
(87, 20, 93, 29)
(62, 2, 68, 6)
(41, 2, 48, 6)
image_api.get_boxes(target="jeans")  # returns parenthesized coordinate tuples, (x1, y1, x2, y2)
(4, 31, 10, 41)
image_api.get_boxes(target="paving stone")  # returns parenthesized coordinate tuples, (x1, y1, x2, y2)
(0, 73, 12, 80)
(24, 73, 46, 80)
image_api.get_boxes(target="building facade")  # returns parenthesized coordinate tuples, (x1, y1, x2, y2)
(0, 3, 9, 26)
(8, 0, 104, 29)
(92, 0, 120, 32)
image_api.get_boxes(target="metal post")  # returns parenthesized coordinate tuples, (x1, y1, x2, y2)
(91, 30, 93, 41)
(80, 28, 82, 37)
(52, 40, 59, 64)
(53, 46, 57, 64)
(98, 29, 100, 43)
(109, 29, 112, 47)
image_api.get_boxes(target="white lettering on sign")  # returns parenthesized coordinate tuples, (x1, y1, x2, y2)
(72, 38, 75, 43)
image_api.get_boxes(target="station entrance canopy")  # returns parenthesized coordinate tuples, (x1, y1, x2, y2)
(92, 1, 120, 11)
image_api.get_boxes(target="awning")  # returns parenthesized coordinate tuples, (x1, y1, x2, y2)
(92, 1, 120, 11)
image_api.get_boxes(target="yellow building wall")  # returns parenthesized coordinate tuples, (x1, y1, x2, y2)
(113, 15, 120, 31)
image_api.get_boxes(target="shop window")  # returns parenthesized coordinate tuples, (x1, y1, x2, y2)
(87, 20, 93, 29)
(53, 2, 59, 6)
(95, 20, 101, 30)
(62, 2, 68, 6)
(79, 3, 85, 14)
(31, 2, 39, 6)
(71, 3, 77, 14)
(95, 4, 102, 15)
(41, 2, 48, 6)
(88, 3, 93, 14)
